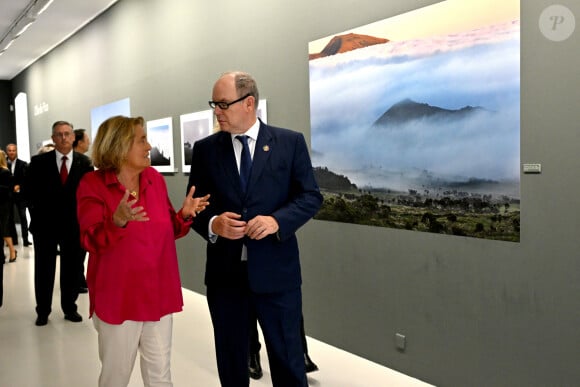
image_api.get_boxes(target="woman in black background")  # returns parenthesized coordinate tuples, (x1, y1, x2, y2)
(0, 150, 16, 263)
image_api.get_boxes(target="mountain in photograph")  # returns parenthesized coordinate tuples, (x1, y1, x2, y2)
(372, 98, 487, 129)
(150, 146, 170, 166)
(309, 33, 389, 60)
(313, 166, 358, 191)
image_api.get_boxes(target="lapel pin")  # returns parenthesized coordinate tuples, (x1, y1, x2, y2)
(263, 145, 270, 152)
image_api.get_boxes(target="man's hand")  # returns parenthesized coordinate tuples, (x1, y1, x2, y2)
(212, 212, 247, 240)
(246, 215, 279, 240)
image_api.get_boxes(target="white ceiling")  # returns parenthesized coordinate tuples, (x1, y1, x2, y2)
(0, 0, 119, 81)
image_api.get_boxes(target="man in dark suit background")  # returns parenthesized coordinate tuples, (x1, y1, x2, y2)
(23, 121, 93, 326)
(187, 71, 322, 387)
(5, 144, 31, 246)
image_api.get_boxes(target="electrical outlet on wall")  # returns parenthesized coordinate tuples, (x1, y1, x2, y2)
(522, 163, 541, 173)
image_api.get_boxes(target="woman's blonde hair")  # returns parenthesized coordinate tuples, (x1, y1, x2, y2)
(91, 116, 145, 172)
(0, 150, 7, 169)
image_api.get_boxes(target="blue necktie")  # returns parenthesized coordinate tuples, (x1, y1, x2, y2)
(236, 135, 252, 192)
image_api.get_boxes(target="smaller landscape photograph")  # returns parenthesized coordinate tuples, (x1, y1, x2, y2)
(90, 97, 131, 141)
(180, 110, 213, 173)
(147, 117, 174, 173)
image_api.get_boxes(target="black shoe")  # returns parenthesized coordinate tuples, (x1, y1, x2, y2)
(64, 312, 83, 322)
(249, 353, 263, 380)
(35, 316, 48, 326)
(23, 240, 32, 246)
(78, 287, 88, 294)
(304, 353, 319, 373)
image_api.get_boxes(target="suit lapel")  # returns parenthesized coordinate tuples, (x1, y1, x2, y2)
(69, 152, 81, 180)
(216, 132, 243, 192)
(247, 122, 273, 193)
(214, 122, 273, 196)
(49, 151, 61, 182)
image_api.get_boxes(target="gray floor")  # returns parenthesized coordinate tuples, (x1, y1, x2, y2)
(0, 242, 432, 386)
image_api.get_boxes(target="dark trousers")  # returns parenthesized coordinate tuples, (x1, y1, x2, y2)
(12, 197, 29, 243)
(249, 306, 262, 355)
(1, 218, 5, 307)
(33, 233, 82, 317)
(0, 259, 4, 308)
(250, 313, 310, 356)
(207, 286, 307, 387)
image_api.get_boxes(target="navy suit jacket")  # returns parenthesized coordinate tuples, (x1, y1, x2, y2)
(188, 120, 322, 293)
(23, 150, 93, 237)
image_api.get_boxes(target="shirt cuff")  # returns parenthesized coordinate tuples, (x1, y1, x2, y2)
(208, 216, 218, 243)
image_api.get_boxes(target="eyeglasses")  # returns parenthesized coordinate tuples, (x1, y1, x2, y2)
(53, 132, 73, 138)
(208, 94, 251, 110)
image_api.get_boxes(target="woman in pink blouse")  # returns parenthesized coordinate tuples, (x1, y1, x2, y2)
(77, 115, 209, 387)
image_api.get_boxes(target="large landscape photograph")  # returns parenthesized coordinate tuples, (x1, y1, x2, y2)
(309, 0, 521, 242)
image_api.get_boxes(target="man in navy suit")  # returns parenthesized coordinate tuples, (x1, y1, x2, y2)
(23, 121, 93, 326)
(187, 71, 322, 387)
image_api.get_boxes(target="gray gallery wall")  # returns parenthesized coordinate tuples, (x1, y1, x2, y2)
(11, 0, 580, 385)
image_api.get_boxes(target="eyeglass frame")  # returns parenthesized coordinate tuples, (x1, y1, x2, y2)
(208, 93, 251, 110)
(52, 131, 74, 139)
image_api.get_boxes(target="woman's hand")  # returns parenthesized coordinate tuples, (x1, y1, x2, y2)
(112, 190, 149, 227)
(181, 186, 210, 220)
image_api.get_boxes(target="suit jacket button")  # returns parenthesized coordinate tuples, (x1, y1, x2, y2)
(242, 208, 248, 213)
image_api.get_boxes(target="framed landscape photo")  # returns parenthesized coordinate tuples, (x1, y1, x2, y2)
(146, 117, 174, 173)
(180, 109, 213, 173)
(308, 0, 520, 242)
(90, 97, 131, 141)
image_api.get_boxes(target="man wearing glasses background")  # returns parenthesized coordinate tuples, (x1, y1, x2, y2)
(23, 121, 93, 326)
(187, 71, 322, 387)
